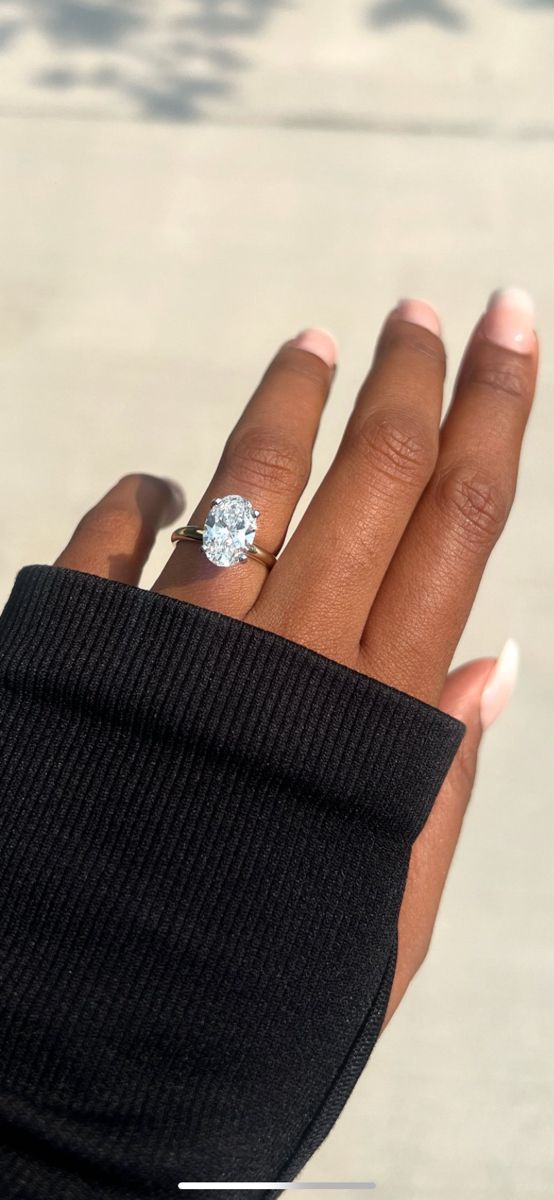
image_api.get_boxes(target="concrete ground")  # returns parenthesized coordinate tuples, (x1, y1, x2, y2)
(0, 2, 553, 1196)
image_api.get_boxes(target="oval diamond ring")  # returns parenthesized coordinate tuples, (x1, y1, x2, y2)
(171, 494, 276, 570)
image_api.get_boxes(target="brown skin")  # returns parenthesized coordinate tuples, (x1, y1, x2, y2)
(55, 305, 538, 1026)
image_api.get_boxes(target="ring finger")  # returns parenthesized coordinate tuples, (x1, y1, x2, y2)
(362, 287, 538, 703)
(152, 329, 337, 617)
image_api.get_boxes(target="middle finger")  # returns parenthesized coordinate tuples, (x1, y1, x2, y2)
(253, 300, 445, 661)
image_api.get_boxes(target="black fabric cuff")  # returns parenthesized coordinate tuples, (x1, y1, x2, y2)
(0, 566, 465, 1198)
(1, 565, 463, 844)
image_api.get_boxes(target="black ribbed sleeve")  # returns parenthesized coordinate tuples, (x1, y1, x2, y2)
(0, 566, 464, 1199)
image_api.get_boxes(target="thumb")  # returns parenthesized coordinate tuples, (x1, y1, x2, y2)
(440, 638, 520, 813)
(439, 656, 493, 804)
(383, 640, 520, 1026)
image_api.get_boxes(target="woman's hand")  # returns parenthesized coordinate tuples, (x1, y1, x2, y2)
(54, 288, 538, 1024)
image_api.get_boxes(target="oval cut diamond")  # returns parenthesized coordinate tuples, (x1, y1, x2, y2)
(202, 495, 258, 567)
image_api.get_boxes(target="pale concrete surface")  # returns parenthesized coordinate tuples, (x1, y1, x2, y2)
(0, 2, 553, 1197)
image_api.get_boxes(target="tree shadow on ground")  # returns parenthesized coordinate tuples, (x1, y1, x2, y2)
(367, 0, 554, 29)
(367, 0, 467, 30)
(2, 1, 554, 118)
(0, 0, 288, 121)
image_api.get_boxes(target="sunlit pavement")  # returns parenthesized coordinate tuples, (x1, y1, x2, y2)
(0, 3, 553, 1196)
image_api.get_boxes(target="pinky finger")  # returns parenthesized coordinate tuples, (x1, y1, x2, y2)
(54, 473, 185, 586)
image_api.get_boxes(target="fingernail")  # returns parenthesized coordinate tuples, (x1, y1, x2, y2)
(289, 328, 338, 368)
(482, 287, 535, 353)
(389, 298, 442, 337)
(162, 477, 186, 518)
(480, 637, 520, 730)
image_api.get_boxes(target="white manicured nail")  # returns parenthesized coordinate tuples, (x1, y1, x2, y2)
(390, 298, 442, 337)
(289, 328, 338, 368)
(483, 288, 535, 353)
(480, 638, 520, 730)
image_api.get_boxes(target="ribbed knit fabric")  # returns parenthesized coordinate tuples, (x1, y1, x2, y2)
(0, 566, 464, 1200)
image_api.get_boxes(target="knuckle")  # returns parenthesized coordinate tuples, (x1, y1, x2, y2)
(353, 411, 436, 490)
(466, 357, 530, 403)
(224, 425, 310, 497)
(435, 464, 511, 547)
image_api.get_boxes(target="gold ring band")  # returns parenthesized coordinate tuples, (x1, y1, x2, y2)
(171, 525, 277, 570)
